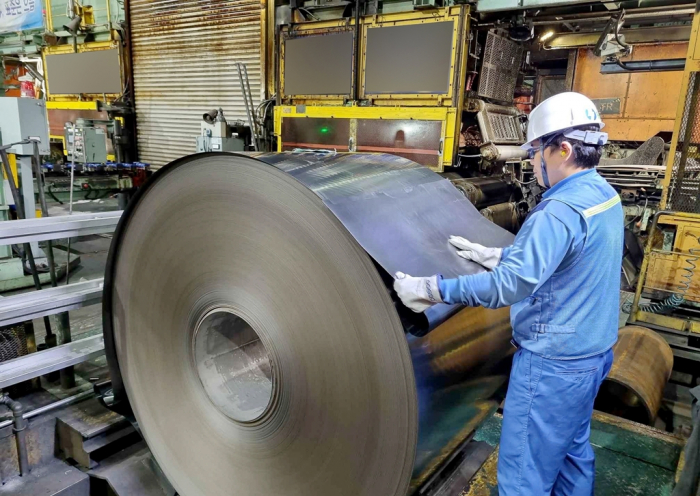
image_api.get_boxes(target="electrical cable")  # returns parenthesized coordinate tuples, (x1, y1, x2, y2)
(626, 234, 700, 314)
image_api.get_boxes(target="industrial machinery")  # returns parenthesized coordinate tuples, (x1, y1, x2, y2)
(272, 7, 540, 232)
(628, 7, 700, 377)
(195, 108, 250, 153)
(267, 0, 699, 241)
(0, 0, 697, 493)
(0, 97, 51, 287)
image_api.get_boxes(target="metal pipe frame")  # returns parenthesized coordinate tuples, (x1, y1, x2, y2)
(0, 335, 105, 390)
(0, 149, 56, 339)
(0, 279, 103, 328)
(0, 211, 122, 245)
(0, 390, 94, 431)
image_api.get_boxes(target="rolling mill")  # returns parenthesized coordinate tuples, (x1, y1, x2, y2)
(0, 0, 699, 493)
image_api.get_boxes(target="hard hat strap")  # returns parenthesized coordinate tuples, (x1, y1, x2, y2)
(539, 134, 559, 189)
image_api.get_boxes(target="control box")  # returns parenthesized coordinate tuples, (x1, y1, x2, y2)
(65, 125, 108, 164)
(0, 98, 50, 155)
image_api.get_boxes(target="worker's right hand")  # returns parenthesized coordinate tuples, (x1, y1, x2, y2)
(449, 236, 502, 270)
(394, 272, 443, 313)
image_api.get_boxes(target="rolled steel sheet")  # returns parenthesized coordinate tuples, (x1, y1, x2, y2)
(103, 152, 515, 496)
(594, 325, 674, 425)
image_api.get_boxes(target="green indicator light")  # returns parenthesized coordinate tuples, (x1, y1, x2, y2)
(320, 127, 329, 134)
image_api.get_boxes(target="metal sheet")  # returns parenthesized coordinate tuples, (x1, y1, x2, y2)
(592, 98, 622, 115)
(356, 119, 442, 168)
(255, 152, 513, 334)
(129, 0, 262, 167)
(103, 152, 514, 496)
(284, 33, 353, 96)
(45, 50, 122, 95)
(364, 22, 454, 94)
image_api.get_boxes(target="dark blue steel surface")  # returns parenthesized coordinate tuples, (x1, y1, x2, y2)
(256, 152, 514, 333)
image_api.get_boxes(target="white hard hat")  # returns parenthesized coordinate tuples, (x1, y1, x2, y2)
(521, 92, 606, 150)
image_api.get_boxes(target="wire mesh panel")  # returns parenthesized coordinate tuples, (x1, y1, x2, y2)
(667, 71, 700, 213)
(477, 31, 524, 104)
(0, 324, 28, 362)
(487, 112, 522, 142)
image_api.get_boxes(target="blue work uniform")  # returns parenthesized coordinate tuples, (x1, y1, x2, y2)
(439, 168, 623, 496)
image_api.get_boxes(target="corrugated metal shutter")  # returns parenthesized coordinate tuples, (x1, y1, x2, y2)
(130, 0, 262, 167)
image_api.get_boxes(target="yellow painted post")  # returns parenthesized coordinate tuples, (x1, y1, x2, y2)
(45, 0, 54, 32)
(661, 7, 700, 209)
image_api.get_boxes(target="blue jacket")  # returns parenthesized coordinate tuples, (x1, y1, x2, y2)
(439, 168, 623, 359)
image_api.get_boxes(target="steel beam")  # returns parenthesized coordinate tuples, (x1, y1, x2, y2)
(0, 335, 105, 389)
(0, 211, 122, 245)
(0, 279, 103, 327)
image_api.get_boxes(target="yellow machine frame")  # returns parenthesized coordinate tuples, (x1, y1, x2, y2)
(274, 6, 469, 172)
(273, 105, 458, 167)
(42, 41, 124, 108)
(279, 20, 357, 104)
(358, 8, 466, 107)
(629, 7, 700, 356)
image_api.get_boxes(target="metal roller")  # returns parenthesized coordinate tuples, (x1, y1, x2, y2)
(481, 202, 520, 233)
(594, 325, 674, 425)
(445, 176, 513, 209)
(479, 144, 528, 162)
(103, 152, 515, 496)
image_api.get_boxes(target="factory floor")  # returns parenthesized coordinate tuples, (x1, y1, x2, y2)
(462, 411, 686, 496)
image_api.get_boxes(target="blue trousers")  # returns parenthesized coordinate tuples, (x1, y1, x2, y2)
(497, 348, 614, 496)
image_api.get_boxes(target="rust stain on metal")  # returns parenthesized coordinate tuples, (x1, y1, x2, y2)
(573, 43, 688, 141)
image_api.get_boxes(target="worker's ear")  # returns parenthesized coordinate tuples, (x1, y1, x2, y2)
(559, 141, 574, 162)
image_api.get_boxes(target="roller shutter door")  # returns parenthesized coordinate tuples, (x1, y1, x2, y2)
(130, 0, 261, 167)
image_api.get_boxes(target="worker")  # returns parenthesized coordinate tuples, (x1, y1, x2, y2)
(394, 92, 623, 496)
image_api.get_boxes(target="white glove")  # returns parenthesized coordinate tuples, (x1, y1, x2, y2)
(449, 236, 502, 270)
(393, 272, 443, 313)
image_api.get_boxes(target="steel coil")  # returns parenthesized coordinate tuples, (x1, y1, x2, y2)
(594, 325, 674, 425)
(103, 152, 515, 495)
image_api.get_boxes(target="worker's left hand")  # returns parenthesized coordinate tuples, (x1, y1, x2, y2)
(394, 272, 443, 313)
(449, 236, 502, 270)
